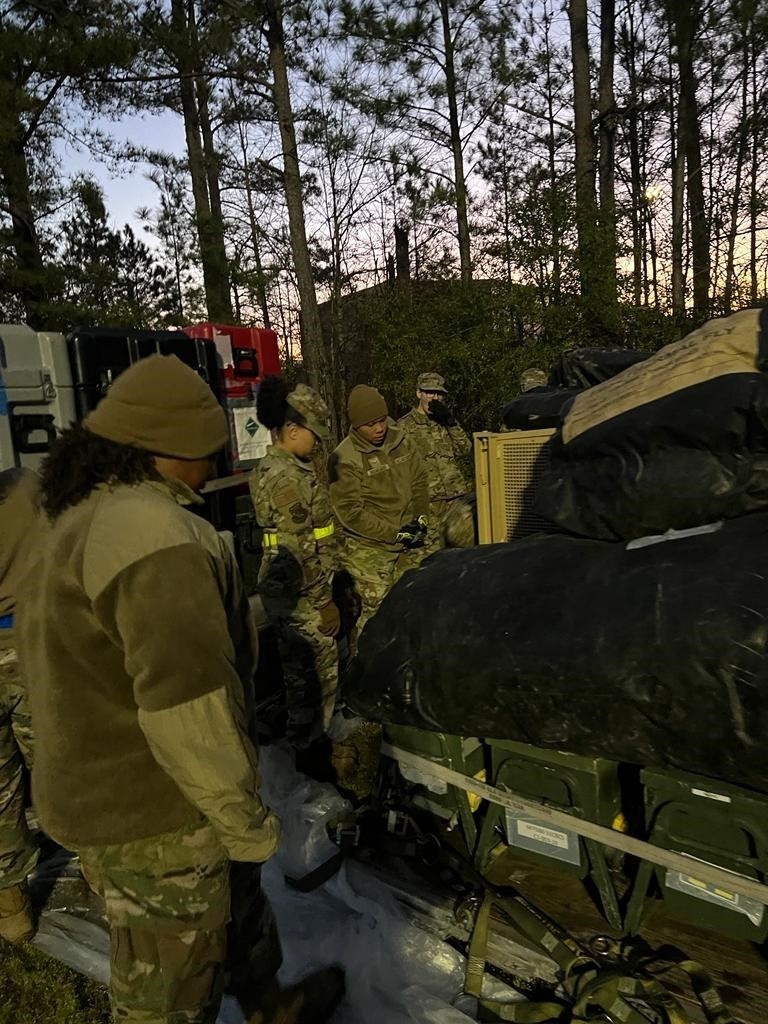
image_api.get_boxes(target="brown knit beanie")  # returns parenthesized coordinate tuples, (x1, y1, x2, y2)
(84, 354, 229, 459)
(347, 384, 388, 428)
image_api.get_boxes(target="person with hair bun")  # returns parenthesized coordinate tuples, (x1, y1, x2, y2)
(250, 378, 341, 750)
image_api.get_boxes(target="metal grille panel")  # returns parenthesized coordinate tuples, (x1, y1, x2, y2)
(500, 433, 555, 540)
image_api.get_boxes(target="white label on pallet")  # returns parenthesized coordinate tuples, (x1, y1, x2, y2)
(517, 820, 570, 850)
(691, 787, 732, 803)
(505, 812, 582, 866)
(666, 869, 764, 927)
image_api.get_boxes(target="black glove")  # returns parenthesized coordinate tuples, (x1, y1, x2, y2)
(427, 400, 456, 427)
(396, 517, 428, 549)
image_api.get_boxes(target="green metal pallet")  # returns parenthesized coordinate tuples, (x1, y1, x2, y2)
(625, 767, 768, 941)
(474, 740, 626, 929)
(383, 725, 486, 850)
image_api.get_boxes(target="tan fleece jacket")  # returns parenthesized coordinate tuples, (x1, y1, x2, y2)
(328, 421, 429, 552)
(16, 477, 280, 859)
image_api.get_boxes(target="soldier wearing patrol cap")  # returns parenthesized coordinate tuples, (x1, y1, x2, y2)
(250, 378, 342, 748)
(398, 371, 472, 552)
(519, 367, 548, 392)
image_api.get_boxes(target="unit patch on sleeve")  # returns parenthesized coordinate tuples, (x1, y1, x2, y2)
(289, 501, 308, 523)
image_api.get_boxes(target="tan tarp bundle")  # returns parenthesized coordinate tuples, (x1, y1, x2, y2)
(563, 308, 764, 445)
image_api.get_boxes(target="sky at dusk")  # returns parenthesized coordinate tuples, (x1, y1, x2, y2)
(57, 108, 187, 234)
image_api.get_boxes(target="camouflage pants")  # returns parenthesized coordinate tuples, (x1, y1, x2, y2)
(426, 499, 452, 553)
(427, 496, 475, 553)
(79, 821, 281, 1024)
(0, 646, 37, 890)
(343, 540, 423, 646)
(275, 602, 339, 744)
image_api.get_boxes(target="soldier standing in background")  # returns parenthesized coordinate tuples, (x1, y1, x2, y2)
(16, 355, 342, 1024)
(398, 372, 471, 552)
(329, 384, 429, 639)
(519, 367, 549, 392)
(0, 468, 46, 945)
(249, 378, 341, 749)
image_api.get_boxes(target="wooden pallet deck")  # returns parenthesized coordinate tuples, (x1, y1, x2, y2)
(364, 851, 768, 1024)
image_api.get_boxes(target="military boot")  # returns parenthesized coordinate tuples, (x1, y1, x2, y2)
(246, 966, 345, 1024)
(0, 882, 36, 944)
(330, 722, 383, 803)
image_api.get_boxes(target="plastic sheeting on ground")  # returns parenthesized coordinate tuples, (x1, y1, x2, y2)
(28, 744, 526, 1023)
(342, 515, 768, 792)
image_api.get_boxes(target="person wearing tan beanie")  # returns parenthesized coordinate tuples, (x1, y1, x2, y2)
(84, 353, 229, 461)
(16, 354, 343, 1024)
(346, 384, 388, 431)
(329, 383, 429, 642)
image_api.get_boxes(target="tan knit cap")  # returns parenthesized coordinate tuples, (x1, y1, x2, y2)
(348, 384, 388, 428)
(84, 354, 229, 459)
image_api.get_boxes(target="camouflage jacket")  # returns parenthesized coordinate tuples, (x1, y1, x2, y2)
(398, 408, 471, 502)
(16, 477, 279, 861)
(329, 422, 429, 552)
(250, 445, 338, 613)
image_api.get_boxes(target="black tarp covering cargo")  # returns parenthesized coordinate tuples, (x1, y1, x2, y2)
(537, 307, 768, 540)
(500, 387, 581, 430)
(548, 347, 651, 389)
(343, 516, 768, 791)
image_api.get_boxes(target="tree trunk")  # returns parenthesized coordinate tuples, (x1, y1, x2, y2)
(501, 144, 512, 287)
(394, 223, 410, 279)
(597, 0, 618, 311)
(749, 30, 758, 303)
(188, 0, 232, 320)
(263, 0, 332, 424)
(724, 28, 750, 313)
(543, 3, 562, 303)
(0, 89, 48, 327)
(170, 0, 232, 322)
(235, 113, 273, 328)
(622, 6, 643, 307)
(670, 0, 709, 318)
(669, 50, 685, 317)
(439, 0, 472, 282)
(568, 0, 613, 338)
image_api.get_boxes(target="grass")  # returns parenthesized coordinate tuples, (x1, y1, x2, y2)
(0, 942, 110, 1024)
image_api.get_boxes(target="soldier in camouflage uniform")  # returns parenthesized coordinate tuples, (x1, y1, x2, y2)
(16, 357, 343, 1024)
(249, 380, 341, 747)
(398, 372, 471, 552)
(519, 367, 548, 392)
(0, 468, 45, 945)
(329, 385, 429, 641)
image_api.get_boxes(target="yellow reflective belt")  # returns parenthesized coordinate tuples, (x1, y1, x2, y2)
(262, 523, 334, 548)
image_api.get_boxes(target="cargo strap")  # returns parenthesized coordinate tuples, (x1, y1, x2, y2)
(283, 813, 359, 893)
(263, 522, 335, 548)
(465, 894, 734, 1023)
(382, 743, 768, 906)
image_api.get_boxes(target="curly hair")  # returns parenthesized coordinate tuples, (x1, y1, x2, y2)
(40, 424, 157, 519)
(256, 375, 306, 432)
